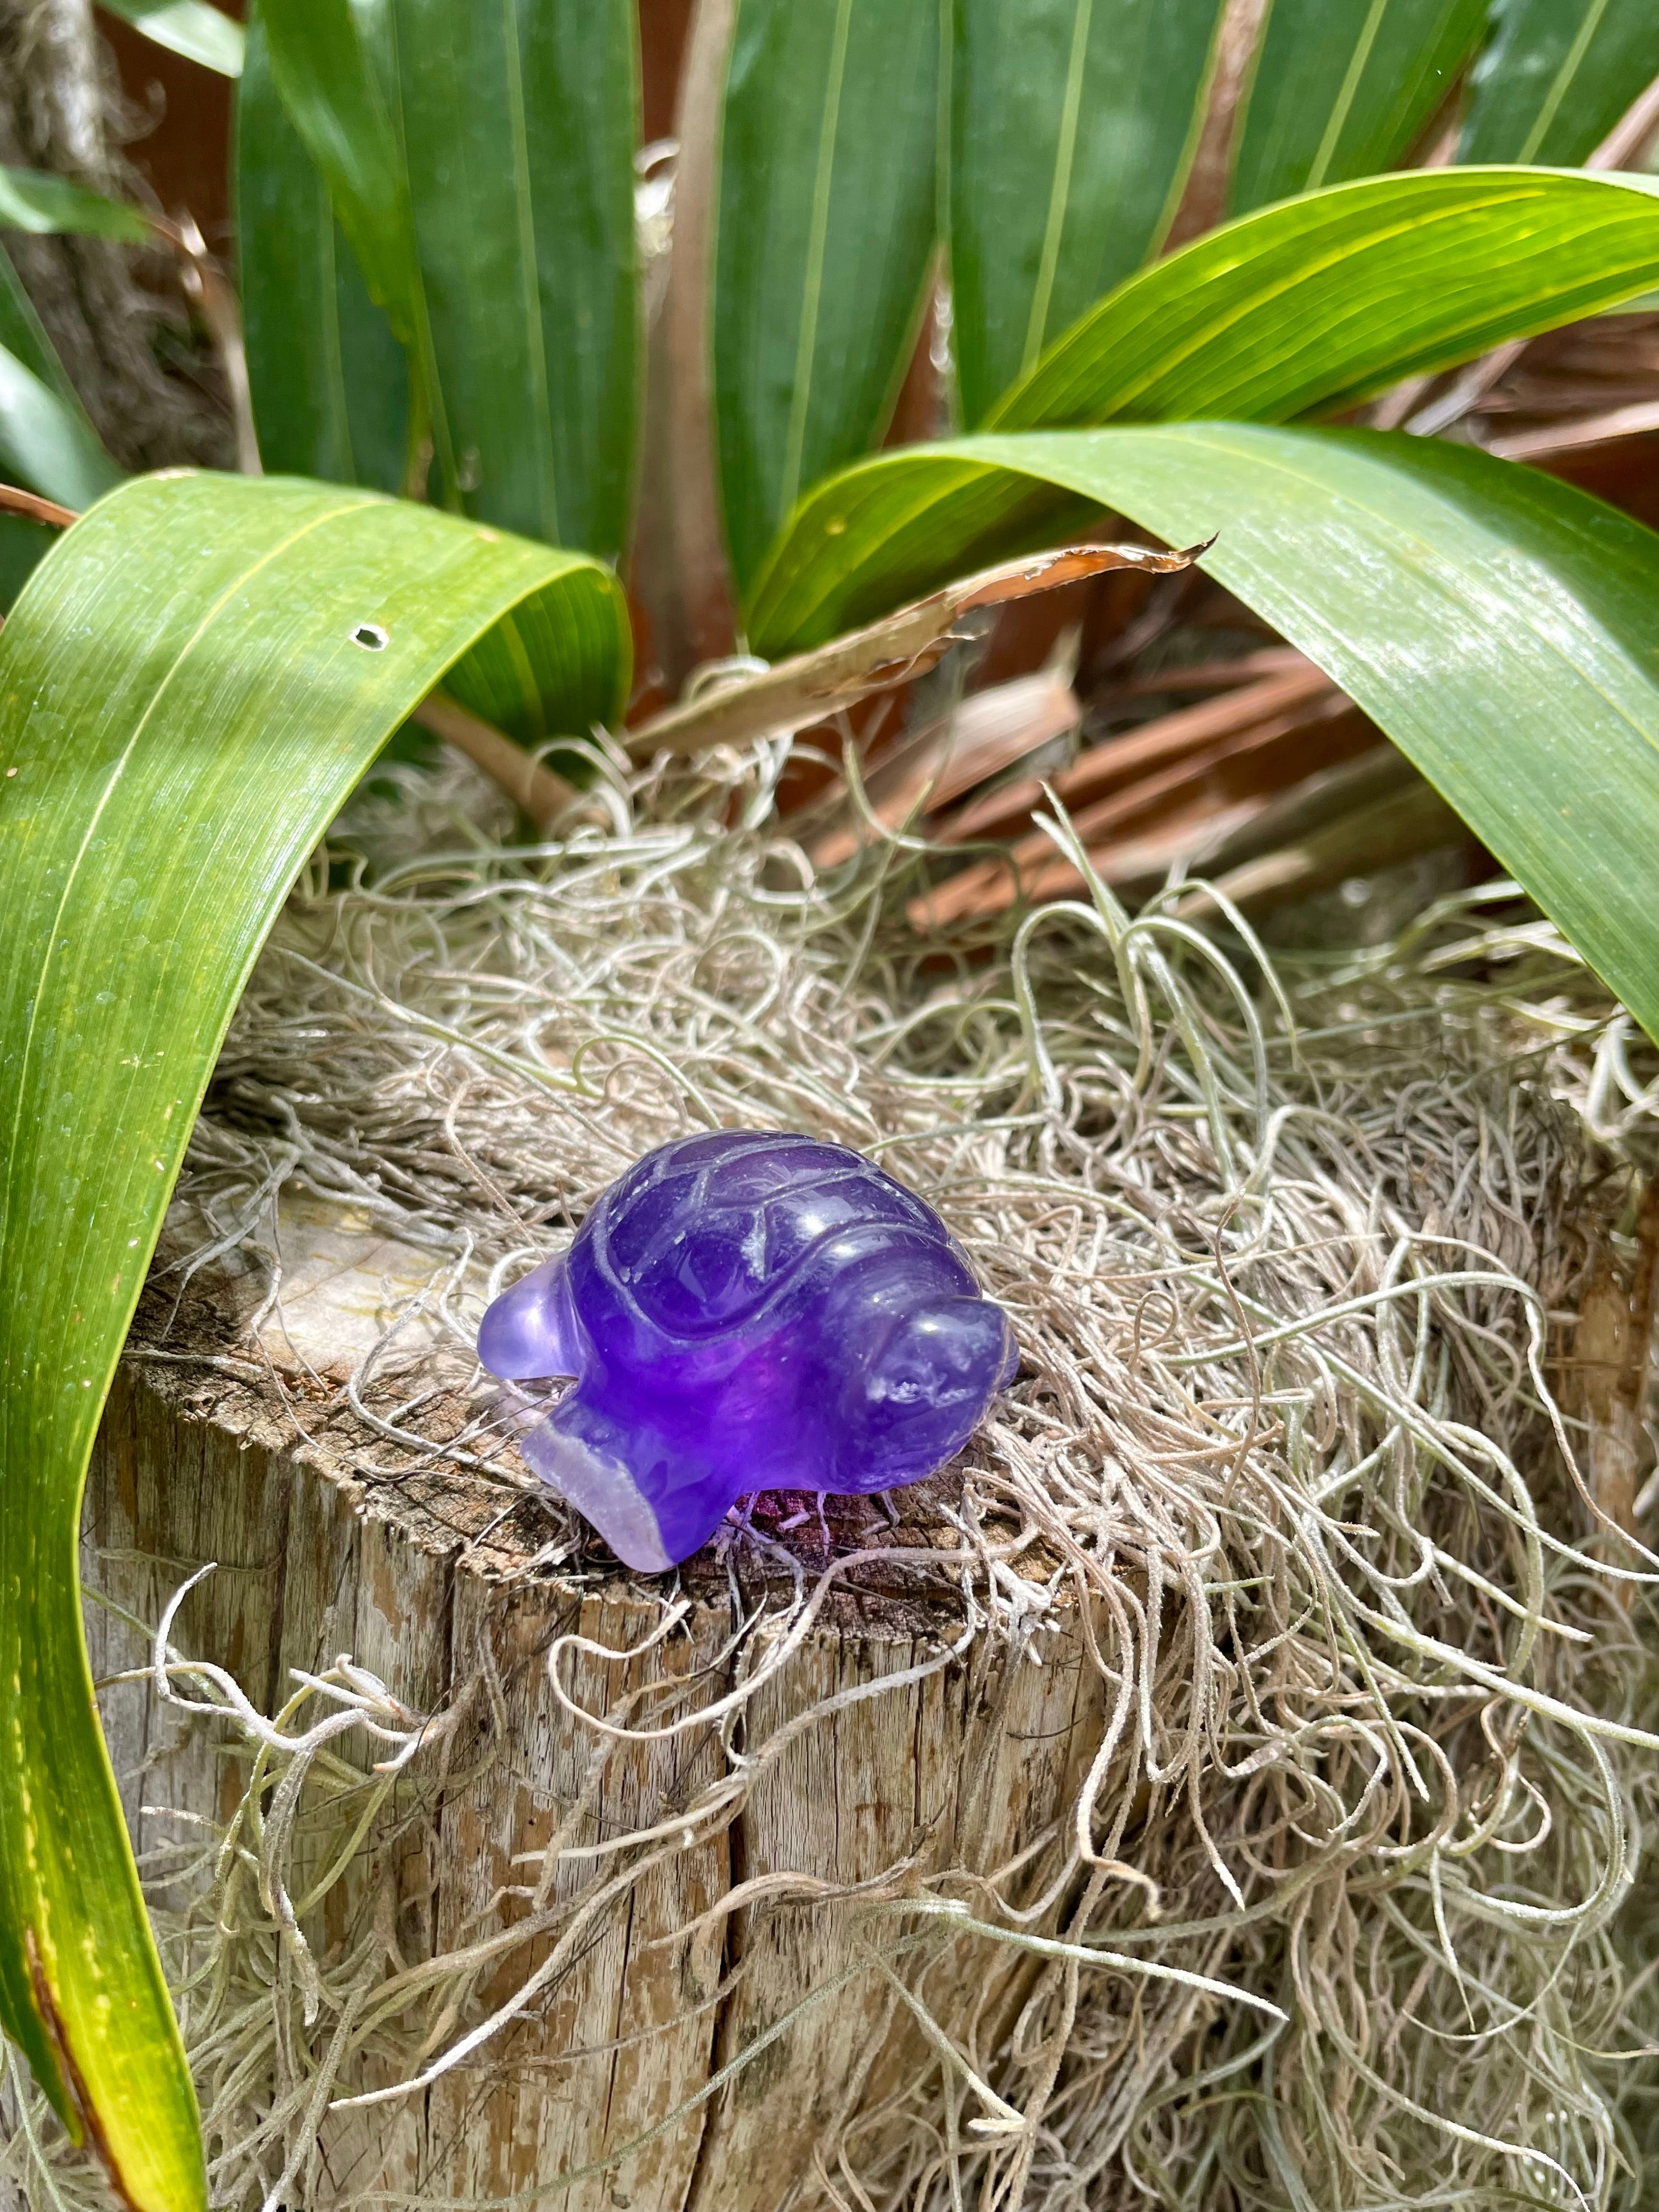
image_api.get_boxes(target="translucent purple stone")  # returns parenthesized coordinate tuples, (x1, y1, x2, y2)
(478, 1130, 1017, 1571)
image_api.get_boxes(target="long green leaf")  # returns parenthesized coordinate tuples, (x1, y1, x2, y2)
(1460, 0, 1659, 166)
(749, 422, 1659, 1036)
(949, 0, 1227, 427)
(713, 0, 940, 589)
(0, 249, 77, 403)
(262, 0, 641, 557)
(382, 0, 641, 559)
(0, 473, 628, 2212)
(0, 167, 151, 244)
(236, 9, 408, 489)
(95, 0, 245, 76)
(0, 346, 122, 511)
(988, 167, 1659, 432)
(0, 513, 54, 609)
(259, 0, 451, 490)
(1229, 0, 1485, 214)
(744, 166, 1659, 639)
(0, 252, 122, 515)
(0, 256, 120, 601)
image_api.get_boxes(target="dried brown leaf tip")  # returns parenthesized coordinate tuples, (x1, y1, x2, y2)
(0, 482, 77, 531)
(628, 540, 1209, 761)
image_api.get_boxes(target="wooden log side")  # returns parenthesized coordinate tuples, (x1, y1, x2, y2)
(77, 1201, 1096, 2211)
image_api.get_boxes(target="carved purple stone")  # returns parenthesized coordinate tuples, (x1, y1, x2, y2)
(478, 1130, 1017, 1571)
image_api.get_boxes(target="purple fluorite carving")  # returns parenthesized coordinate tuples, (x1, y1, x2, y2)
(478, 1130, 1017, 1571)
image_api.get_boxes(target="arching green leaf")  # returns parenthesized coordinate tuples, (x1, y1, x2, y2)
(0, 254, 120, 597)
(988, 167, 1659, 433)
(1460, 0, 1659, 167)
(236, 8, 408, 489)
(0, 343, 122, 513)
(749, 422, 1659, 1038)
(749, 168, 1659, 653)
(1229, 0, 1485, 214)
(950, 0, 1227, 427)
(0, 472, 628, 2212)
(713, 0, 940, 590)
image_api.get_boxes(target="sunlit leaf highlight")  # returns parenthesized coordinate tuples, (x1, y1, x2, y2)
(989, 167, 1659, 431)
(96, 0, 245, 77)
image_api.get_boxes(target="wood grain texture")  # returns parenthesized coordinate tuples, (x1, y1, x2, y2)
(77, 1205, 1101, 2209)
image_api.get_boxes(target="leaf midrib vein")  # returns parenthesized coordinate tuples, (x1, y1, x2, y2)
(1307, 0, 1390, 191)
(501, 0, 559, 539)
(1021, 0, 1095, 379)
(780, 0, 857, 526)
(1520, 0, 1613, 165)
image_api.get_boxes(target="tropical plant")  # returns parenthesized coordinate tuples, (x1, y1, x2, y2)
(3, 1, 1659, 2205)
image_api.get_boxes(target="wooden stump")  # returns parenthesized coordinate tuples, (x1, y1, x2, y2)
(83, 1199, 1097, 2210)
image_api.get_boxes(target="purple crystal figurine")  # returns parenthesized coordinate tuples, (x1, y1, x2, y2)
(478, 1130, 1017, 1571)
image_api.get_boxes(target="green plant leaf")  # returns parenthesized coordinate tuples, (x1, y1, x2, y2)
(385, 0, 641, 560)
(0, 471, 628, 2212)
(1460, 0, 1659, 166)
(259, 0, 450, 488)
(748, 167, 1659, 647)
(95, 0, 245, 75)
(988, 166, 1659, 432)
(0, 254, 120, 596)
(0, 343, 123, 511)
(1229, 0, 1485, 213)
(949, 0, 1227, 427)
(713, 0, 941, 590)
(236, 8, 408, 489)
(0, 512, 54, 609)
(0, 167, 152, 244)
(748, 422, 1659, 1035)
(0, 250, 122, 516)
(0, 248, 77, 403)
(261, 0, 641, 556)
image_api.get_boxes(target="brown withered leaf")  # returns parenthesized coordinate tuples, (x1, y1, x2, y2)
(1173, 748, 1469, 918)
(0, 481, 76, 530)
(626, 539, 1206, 762)
(938, 657, 1333, 846)
(808, 667, 1081, 869)
(913, 689, 1369, 928)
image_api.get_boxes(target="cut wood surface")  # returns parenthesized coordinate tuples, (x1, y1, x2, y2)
(82, 1198, 1099, 2211)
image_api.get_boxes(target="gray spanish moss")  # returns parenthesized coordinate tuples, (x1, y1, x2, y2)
(5, 735, 1659, 2209)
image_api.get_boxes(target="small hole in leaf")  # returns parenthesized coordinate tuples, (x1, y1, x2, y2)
(352, 622, 389, 651)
